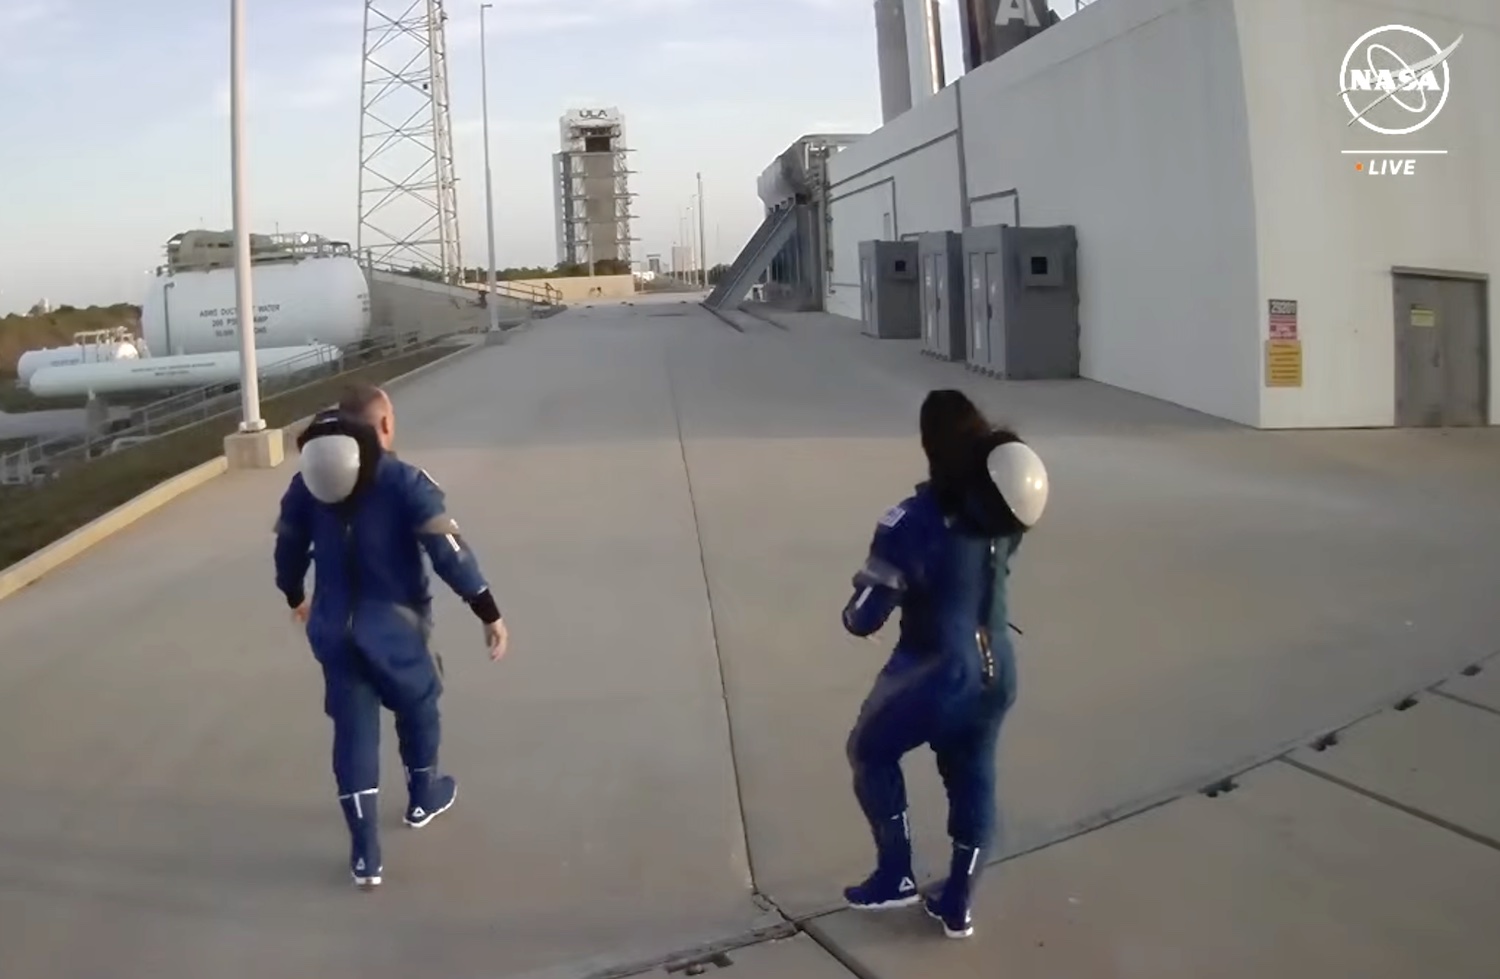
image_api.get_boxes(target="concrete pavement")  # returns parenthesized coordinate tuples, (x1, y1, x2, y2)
(0, 295, 1496, 978)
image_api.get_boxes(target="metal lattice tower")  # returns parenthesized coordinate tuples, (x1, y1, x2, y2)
(357, 0, 463, 281)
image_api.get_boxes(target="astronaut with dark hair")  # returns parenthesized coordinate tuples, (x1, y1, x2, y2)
(840, 389, 1049, 939)
(273, 383, 507, 888)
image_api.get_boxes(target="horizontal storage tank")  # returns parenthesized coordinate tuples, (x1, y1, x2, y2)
(141, 256, 371, 357)
(17, 340, 140, 387)
(27, 344, 343, 399)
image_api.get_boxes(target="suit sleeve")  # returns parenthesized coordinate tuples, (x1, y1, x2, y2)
(273, 476, 314, 608)
(841, 503, 919, 637)
(399, 465, 502, 623)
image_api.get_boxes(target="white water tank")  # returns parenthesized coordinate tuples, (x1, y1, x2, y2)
(27, 344, 342, 399)
(141, 256, 371, 356)
(16, 340, 141, 387)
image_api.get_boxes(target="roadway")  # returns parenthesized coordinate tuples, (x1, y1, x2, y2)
(0, 295, 1497, 978)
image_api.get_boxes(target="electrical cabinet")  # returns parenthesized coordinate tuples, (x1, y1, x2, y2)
(961, 224, 1079, 378)
(918, 231, 966, 361)
(858, 240, 921, 339)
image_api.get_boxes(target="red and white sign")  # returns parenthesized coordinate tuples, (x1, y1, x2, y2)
(1268, 299, 1299, 340)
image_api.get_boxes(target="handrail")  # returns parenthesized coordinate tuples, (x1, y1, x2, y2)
(361, 258, 564, 306)
(0, 328, 439, 487)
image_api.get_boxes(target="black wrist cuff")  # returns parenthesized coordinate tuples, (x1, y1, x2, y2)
(467, 589, 501, 624)
(285, 589, 305, 609)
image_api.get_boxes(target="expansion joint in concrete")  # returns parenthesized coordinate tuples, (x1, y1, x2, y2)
(661, 342, 762, 892)
(1279, 757, 1500, 853)
(578, 920, 802, 979)
(1429, 687, 1500, 719)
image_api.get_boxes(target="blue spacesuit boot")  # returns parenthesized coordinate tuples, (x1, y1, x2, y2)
(924, 843, 983, 938)
(844, 811, 919, 910)
(404, 766, 458, 829)
(339, 789, 382, 888)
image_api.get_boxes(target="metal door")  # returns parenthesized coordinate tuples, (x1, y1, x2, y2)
(1393, 274, 1489, 427)
(967, 252, 988, 366)
(985, 251, 1006, 375)
(922, 255, 938, 349)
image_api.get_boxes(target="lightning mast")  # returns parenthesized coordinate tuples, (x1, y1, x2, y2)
(357, 0, 464, 282)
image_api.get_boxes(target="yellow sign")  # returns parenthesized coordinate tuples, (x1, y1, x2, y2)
(1410, 305, 1437, 328)
(1265, 339, 1303, 388)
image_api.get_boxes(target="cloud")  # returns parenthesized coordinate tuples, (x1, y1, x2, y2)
(652, 36, 757, 64)
(284, 51, 362, 110)
(0, 0, 54, 29)
(207, 50, 359, 117)
(0, 0, 70, 64)
(446, 0, 732, 45)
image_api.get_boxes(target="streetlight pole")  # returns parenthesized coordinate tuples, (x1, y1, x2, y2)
(696, 171, 707, 289)
(230, 0, 263, 432)
(479, 2, 500, 333)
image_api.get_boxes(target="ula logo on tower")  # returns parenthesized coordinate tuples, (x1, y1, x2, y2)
(1338, 24, 1462, 176)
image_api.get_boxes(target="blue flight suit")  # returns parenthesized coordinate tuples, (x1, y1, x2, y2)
(273, 454, 492, 800)
(841, 481, 1021, 925)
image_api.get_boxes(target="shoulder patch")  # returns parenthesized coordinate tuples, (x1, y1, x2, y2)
(417, 467, 442, 490)
(877, 504, 906, 529)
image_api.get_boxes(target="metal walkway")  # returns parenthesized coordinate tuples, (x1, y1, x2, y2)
(1, 296, 1498, 979)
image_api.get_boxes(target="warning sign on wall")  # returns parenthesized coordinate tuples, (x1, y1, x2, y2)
(1265, 339, 1303, 387)
(1268, 299, 1299, 340)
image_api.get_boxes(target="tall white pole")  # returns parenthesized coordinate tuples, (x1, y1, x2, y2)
(230, 0, 263, 432)
(696, 171, 707, 289)
(479, 3, 500, 332)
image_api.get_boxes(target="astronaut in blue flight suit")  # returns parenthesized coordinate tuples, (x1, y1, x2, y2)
(273, 384, 508, 889)
(840, 389, 1049, 940)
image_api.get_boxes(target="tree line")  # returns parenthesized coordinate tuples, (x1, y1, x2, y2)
(399, 260, 636, 283)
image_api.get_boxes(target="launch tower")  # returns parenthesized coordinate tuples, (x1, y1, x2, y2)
(552, 108, 637, 270)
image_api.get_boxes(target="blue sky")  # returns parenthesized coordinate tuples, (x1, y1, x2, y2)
(0, 0, 987, 314)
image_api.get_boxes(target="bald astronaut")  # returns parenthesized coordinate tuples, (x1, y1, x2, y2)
(274, 383, 508, 888)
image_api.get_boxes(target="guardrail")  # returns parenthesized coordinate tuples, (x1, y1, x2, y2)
(0, 329, 442, 488)
(363, 258, 564, 307)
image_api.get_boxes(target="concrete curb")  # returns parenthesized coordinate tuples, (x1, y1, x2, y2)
(0, 338, 487, 604)
(0, 456, 228, 602)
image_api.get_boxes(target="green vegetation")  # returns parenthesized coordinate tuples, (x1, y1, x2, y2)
(0, 303, 142, 379)
(0, 344, 454, 569)
(400, 260, 634, 283)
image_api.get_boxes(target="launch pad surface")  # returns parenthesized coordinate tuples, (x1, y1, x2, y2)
(0, 297, 1497, 978)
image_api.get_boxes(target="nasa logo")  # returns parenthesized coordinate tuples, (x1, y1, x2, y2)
(1338, 25, 1463, 136)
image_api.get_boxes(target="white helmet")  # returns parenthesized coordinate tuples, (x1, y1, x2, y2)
(987, 441, 1049, 528)
(300, 433, 363, 504)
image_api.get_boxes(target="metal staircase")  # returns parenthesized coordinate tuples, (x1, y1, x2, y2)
(702, 204, 798, 312)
